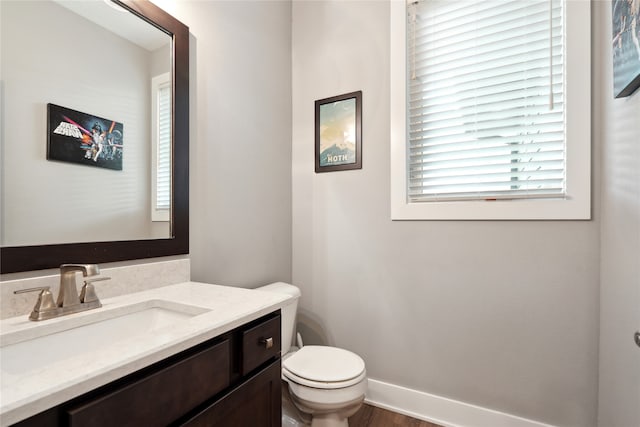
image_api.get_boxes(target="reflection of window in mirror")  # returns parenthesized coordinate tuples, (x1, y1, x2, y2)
(151, 72, 171, 222)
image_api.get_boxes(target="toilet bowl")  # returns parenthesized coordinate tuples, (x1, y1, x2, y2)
(256, 282, 367, 427)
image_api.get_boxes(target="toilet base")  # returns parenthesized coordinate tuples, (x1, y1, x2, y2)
(310, 413, 350, 427)
(282, 382, 311, 426)
(288, 391, 364, 427)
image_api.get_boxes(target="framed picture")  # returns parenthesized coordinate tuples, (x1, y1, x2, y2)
(47, 103, 124, 170)
(315, 91, 362, 173)
(612, 0, 640, 98)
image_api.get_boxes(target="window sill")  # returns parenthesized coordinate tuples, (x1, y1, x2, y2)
(391, 197, 591, 221)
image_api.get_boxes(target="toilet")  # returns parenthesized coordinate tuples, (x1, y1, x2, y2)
(256, 282, 367, 427)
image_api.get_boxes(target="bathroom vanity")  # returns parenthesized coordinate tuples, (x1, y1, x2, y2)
(0, 283, 290, 426)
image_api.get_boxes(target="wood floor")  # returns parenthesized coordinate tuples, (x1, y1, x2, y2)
(348, 404, 442, 427)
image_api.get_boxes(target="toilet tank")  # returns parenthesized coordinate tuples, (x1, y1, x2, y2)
(255, 282, 300, 354)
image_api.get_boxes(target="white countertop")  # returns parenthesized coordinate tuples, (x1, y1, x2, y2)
(0, 282, 291, 426)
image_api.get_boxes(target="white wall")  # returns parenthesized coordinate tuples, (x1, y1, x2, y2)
(291, 2, 600, 426)
(163, 1, 293, 287)
(595, 2, 640, 427)
(0, 1, 160, 245)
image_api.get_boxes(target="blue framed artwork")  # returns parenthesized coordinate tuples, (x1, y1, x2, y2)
(612, 0, 640, 98)
(315, 91, 362, 173)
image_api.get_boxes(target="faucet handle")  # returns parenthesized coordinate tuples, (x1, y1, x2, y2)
(79, 276, 110, 304)
(14, 287, 58, 321)
(83, 275, 110, 283)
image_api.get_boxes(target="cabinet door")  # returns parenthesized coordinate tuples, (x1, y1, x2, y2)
(182, 359, 281, 427)
(66, 339, 230, 427)
(241, 314, 281, 375)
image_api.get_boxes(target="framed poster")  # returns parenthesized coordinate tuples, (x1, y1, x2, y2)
(315, 91, 362, 173)
(47, 103, 124, 170)
(612, 0, 640, 98)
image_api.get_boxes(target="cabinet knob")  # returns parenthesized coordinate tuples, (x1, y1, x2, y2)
(260, 337, 273, 349)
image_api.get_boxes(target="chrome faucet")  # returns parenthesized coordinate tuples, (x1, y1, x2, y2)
(14, 264, 110, 321)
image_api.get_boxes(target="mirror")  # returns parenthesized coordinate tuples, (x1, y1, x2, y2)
(0, 0, 189, 274)
(2, 0, 172, 246)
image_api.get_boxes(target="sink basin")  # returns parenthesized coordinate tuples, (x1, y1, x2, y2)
(0, 300, 209, 375)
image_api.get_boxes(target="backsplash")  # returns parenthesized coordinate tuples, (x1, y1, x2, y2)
(0, 258, 190, 319)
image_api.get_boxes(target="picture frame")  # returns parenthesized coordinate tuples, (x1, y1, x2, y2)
(315, 91, 362, 173)
(47, 103, 124, 170)
(612, 0, 640, 98)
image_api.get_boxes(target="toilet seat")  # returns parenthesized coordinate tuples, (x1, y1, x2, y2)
(282, 346, 366, 389)
(283, 366, 367, 389)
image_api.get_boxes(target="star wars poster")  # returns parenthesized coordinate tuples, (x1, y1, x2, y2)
(47, 104, 123, 170)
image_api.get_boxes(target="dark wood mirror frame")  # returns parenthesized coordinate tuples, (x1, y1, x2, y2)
(0, 0, 189, 274)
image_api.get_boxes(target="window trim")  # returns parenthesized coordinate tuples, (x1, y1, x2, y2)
(151, 72, 171, 222)
(390, 0, 591, 220)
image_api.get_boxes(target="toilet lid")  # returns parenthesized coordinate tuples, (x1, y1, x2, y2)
(282, 345, 365, 383)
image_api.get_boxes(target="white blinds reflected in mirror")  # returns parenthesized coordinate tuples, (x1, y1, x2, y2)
(152, 72, 172, 222)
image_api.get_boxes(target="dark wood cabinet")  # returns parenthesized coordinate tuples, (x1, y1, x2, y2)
(13, 311, 282, 427)
(66, 340, 231, 427)
(241, 314, 281, 375)
(182, 359, 281, 427)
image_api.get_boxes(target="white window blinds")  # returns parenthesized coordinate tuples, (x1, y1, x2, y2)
(156, 83, 171, 211)
(407, 0, 565, 202)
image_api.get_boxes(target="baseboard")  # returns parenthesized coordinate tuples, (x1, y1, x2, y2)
(364, 378, 557, 427)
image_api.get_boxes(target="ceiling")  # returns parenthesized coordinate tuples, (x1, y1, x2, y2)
(53, 0, 170, 52)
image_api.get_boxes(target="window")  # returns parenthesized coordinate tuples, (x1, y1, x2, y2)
(390, 0, 591, 220)
(151, 72, 171, 222)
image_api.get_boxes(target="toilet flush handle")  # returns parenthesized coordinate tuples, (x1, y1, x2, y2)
(260, 337, 274, 349)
